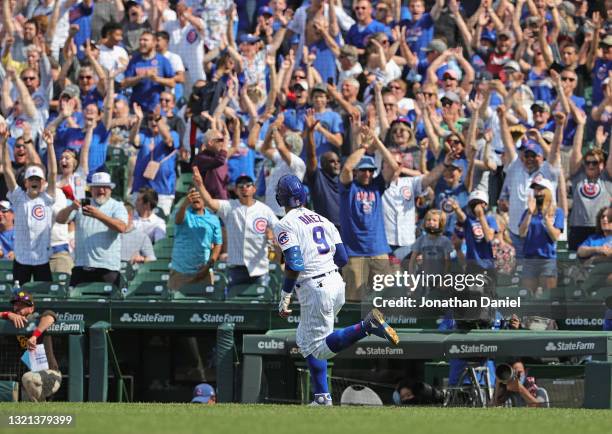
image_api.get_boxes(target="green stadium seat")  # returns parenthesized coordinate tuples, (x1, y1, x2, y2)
(133, 260, 172, 274)
(587, 286, 612, 301)
(0, 260, 12, 270)
(68, 282, 119, 300)
(172, 282, 225, 301)
(120, 261, 137, 283)
(496, 286, 523, 298)
(126, 280, 171, 300)
(0, 282, 12, 300)
(226, 282, 274, 302)
(0, 269, 15, 284)
(22, 281, 67, 300)
(496, 273, 520, 287)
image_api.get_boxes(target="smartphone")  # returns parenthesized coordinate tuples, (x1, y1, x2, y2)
(81, 198, 91, 207)
(327, 78, 334, 85)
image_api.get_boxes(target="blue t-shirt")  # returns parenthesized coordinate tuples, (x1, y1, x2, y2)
(526, 70, 555, 104)
(592, 58, 612, 107)
(339, 175, 390, 256)
(304, 169, 340, 227)
(434, 180, 469, 236)
(580, 233, 612, 248)
(561, 95, 585, 148)
(125, 53, 175, 112)
(170, 208, 222, 274)
(311, 34, 340, 85)
(68, 3, 93, 60)
(0, 228, 15, 258)
(298, 110, 343, 160)
(55, 123, 110, 178)
(81, 87, 104, 109)
(400, 13, 434, 61)
(132, 131, 180, 195)
(227, 144, 256, 184)
(520, 208, 564, 258)
(461, 213, 498, 270)
(345, 20, 392, 49)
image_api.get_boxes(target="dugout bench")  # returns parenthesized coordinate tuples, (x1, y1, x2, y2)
(240, 329, 612, 408)
(0, 320, 85, 401)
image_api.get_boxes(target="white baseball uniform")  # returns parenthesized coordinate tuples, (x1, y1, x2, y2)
(274, 206, 345, 359)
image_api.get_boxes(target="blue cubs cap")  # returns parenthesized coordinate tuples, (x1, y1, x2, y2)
(191, 383, 215, 403)
(522, 140, 544, 157)
(276, 174, 307, 208)
(356, 156, 377, 170)
(239, 33, 260, 44)
(481, 29, 497, 43)
(258, 6, 273, 16)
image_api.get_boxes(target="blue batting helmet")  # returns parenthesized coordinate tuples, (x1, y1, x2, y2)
(276, 175, 307, 208)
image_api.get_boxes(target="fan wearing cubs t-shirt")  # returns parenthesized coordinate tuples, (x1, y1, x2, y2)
(0, 127, 57, 283)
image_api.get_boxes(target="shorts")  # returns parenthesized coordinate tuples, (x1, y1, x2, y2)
(522, 257, 557, 278)
(294, 271, 345, 359)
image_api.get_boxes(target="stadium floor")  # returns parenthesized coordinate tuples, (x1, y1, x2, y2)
(0, 403, 610, 434)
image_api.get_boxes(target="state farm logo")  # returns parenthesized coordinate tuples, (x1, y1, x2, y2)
(56, 312, 84, 321)
(190, 313, 246, 323)
(257, 340, 285, 350)
(120, 313, 175, 323)
(355, 346, 404, 356)
(545, 341, 595, 352)
(448, 344, 498, 354)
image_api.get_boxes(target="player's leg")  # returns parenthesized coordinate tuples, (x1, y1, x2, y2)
(305, 354, 332, 405)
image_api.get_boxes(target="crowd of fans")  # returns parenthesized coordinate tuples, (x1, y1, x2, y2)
(0, 0, 609, 299)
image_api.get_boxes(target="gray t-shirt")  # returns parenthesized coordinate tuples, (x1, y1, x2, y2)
(570, 169, 612, 227)
(412, 233, 453, 276)
(120, 227, 156, 262)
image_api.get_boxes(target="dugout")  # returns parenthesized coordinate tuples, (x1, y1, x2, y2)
(240, 329, 612, 408)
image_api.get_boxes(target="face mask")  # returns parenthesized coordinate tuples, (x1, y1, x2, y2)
(535, 196, 544, 206)
(425, 227, 442, 235)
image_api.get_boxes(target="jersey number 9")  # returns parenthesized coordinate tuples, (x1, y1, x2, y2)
(312, 226, 330, 254)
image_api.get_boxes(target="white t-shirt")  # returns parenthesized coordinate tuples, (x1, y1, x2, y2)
(8, 187, 55, 265)
(265, 151, 306, 217)
(133, 212, 167, 243)
(98, 44, 129, 74)
(50, 188, 70, 247)
(163, 20, 206, 86)
(273, 207, 342, 280)
(382, 176, 423, 249)
(217, 200, 279, 277)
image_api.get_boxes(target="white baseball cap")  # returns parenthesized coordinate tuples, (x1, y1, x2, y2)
(0, 200, 12, 211)
(88, 172, 116, 189)
(530, 177, 554, 192)
(25, 165, 45, 180)
(468, 190, 489, 205)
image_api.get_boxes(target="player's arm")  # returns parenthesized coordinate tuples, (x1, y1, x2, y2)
(27, 311, 56, 350)
(278, 245, 304, 318)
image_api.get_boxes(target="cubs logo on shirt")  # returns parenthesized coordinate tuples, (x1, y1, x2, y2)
(580, 180, 601, 199)
(186, 29, 198, 44)
(277, 231, 289, 245)
(440, 197, 454, 214)
(471, 222, 484, 241)
(253, 217, 267, 234)
(31, 205, 45, 221)
(401, 186, 412, 201)
(362, 201, 372, 214)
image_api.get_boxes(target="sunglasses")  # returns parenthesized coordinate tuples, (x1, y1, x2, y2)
(358, 168, 375, 173)
(441, 99, 454, 107)
(21, 76, 36, 81)
(524, 151, 538, 159)
(79, 75, 93, 80)
(148, 117, 162, 123)
(423, 92, 436, 97)
(561, 76, 576, 82)
(160, 98, 172, 102)
(384, 103, 397, 109)
(446, 139, 462, 146)
(584, 160, 600, 166)
(237, 182, 254, 188)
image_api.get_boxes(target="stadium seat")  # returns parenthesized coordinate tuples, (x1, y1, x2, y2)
(226, 282, 274, 302)
(172, 281, 225, 301)
(126, 280, 171, 301)
(0, 269, 15, 284)
(22, 281, 67, 300)
(120, 261, 137, 283)
(0, 261, 12, 271)
(68, 282, 120, 300)
(133, 260, 172, 274)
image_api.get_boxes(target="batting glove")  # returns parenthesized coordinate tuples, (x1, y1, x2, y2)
(278, 291, 292, 318)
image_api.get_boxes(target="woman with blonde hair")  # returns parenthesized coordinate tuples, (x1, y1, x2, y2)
(518, 177, 565, 296)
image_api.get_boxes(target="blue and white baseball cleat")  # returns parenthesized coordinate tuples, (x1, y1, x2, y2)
(309, 393, 333, 406)
(363, 308, 400, 345)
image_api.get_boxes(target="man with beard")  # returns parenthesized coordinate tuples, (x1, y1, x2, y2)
(56, 172, 128, 287)
(1, 126, 57, 283)
(121, 30, 175, 113)
(0, 121, 42, 199)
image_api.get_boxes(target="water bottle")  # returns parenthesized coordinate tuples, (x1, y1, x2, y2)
(13, 280, 20, 295)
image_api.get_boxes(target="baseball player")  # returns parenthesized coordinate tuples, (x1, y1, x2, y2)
(274, 174, 399, 406)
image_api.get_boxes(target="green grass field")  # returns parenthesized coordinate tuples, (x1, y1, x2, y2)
(0, 403, 611, 434)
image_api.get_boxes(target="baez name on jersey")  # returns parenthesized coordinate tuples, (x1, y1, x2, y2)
(298, 214, 324, 225)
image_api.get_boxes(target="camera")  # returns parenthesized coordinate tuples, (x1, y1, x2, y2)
(395, 380, 445, 405)
(81, 198, 91, 207)
(495, 363, 517, 383)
